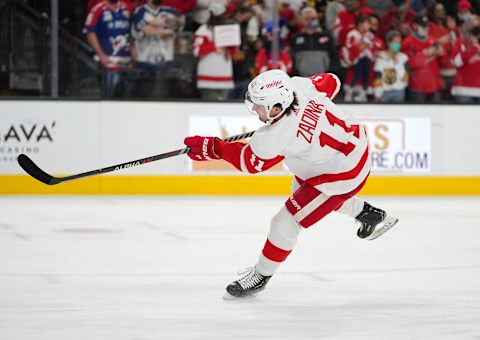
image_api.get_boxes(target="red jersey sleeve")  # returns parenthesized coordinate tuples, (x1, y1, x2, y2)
(452, 39, 478, 66)
(192, 35, 216, 58)
(84, 3, 105, 31)
(215, 141, 284, 174)
(309, 73, 342, 100)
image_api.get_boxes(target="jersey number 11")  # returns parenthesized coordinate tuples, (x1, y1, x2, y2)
(319, 110, 360, 156)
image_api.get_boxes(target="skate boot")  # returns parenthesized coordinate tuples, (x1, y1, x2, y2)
(355, 202, 399, 240)
(223, 267, 272, 300)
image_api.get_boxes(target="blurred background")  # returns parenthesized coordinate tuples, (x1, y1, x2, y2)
(1, 0, 479, 103)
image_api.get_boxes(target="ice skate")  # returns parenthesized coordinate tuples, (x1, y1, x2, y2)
(355, 202, 398, 240)
(223, 267, 272, 300)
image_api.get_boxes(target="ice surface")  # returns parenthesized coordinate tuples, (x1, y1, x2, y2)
(1, 196, 479, 340)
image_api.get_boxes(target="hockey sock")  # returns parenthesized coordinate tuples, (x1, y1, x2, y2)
(255, 206, 301, 276)
(336, 196, 365, 218)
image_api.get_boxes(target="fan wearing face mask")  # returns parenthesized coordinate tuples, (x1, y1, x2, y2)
(373, 30, 409, 102)
(400, 14, 447, 102)
(290, 7, 339, 77)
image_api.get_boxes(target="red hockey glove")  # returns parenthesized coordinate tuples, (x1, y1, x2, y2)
(184, 136, 221, 161)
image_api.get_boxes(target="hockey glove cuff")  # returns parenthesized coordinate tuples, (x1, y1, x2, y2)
(184, 136, 221, 161)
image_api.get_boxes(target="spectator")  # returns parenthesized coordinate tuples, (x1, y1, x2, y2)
(282, 0, 304, 13)
(325, 0, 345, 32)
(369, 13, 381, 37)
(191, 0, 228, 32)
(87, 0, 143, 13)
(130, 0, 183, 98)
(341, 14, 384, 102)
(457, 0, 476, 39)
(296, 0, 328, 25)
(457, 0, 474, 25)
(379, 0, 415, 39)
(193, 3, 236, 100)
(290, 7, 339, 76)
(409, 0, 424, 14)
(279, 7, 304, 45)
(333, 0, 375, 46)
(427, 2, 459, 99)
(366, 0, 392, 16)
(84, 0, 132, 98)
(401, 14, 445, 102)
(229, 6, 259, 98)
(373, 30, 409, 102)
(451, 26, 480, 103)
(255, 23, 293, 75)
(162, 0, 196, 14)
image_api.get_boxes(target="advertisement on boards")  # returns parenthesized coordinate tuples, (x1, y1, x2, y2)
(363, 117, 431, 173)
(0, 101, 100, 175)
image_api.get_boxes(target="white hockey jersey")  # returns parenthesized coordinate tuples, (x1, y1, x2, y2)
(216, 73, 370, 196)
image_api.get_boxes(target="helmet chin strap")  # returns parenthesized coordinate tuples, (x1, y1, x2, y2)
(266, 110, 285, 125)
(265, 108, 286, 125)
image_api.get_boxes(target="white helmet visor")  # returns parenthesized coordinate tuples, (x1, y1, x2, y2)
(244, 91, 257, 115)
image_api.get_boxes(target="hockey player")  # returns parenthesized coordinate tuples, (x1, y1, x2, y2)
(184, 70, 398, 299)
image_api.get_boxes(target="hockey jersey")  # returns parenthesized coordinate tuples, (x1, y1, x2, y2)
(132, 4, 180, 67)
(84, 1, 132, 69)
(216, 73, 370, 196)
(373, 51, 409, 98)
(341, 28, 384, 66)
(193, 24, 236, 89)
(400, 34, 445, 93)
(451, 37, 480, 98)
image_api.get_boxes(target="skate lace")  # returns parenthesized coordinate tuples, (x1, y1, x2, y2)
(237, 267, 263, 289)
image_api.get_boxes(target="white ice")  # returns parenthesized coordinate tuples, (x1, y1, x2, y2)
(1, 195, 479, 340)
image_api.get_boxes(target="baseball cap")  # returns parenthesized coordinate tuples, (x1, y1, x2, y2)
(457, 0, 472, 11)
(280, 8, 295, 22)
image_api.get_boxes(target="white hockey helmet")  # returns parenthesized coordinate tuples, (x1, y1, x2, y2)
(244, 69, 295, 124)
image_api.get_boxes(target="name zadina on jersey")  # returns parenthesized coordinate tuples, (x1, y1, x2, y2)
(217, 73, 371, 196)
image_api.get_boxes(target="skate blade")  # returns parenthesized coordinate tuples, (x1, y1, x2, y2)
(223, 292, 257, 300)
(366, 216, 399, 240)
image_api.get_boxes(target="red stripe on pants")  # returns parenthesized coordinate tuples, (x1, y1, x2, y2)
(285, 180, 321, 214)
(285, 173, 369, 228)
(300, 196, 346, 228)
(262, 239, 292, 262)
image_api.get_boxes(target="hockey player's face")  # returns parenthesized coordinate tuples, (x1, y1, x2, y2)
(252, 104, 269, 122)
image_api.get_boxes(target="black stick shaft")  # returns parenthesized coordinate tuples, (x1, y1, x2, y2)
(18, 130, 255, 185)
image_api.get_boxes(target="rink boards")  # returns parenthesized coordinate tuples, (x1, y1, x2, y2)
(0, 101, 479, 195)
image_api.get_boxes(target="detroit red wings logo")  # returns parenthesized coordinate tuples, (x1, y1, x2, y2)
(265, 80, 282, 89)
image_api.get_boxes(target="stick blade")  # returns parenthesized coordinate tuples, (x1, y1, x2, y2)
(17, 154, 59, 185)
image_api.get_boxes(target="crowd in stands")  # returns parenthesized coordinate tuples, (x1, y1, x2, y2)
(84, 0, 480, 103)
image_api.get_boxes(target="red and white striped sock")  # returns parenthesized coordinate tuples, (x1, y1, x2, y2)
(255, 207, 301, 276)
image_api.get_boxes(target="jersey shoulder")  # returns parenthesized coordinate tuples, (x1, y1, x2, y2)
(250, 115, 297, 159)
(85, 3, 107, 27)
(292, 73, 341, 101)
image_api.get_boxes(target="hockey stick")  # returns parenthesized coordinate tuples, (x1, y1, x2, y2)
(17, 130, 255, 186)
